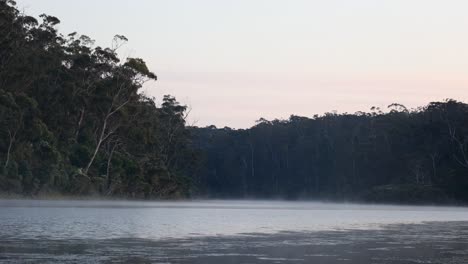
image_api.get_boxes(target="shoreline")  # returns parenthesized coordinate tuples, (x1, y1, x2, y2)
(0, 196, 468, 210)
(0, 193, 466, 207)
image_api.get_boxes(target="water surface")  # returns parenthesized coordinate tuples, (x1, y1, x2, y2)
(1, 200, 468, 263)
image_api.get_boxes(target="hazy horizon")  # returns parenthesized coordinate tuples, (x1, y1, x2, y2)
(16, 0, 468, 128)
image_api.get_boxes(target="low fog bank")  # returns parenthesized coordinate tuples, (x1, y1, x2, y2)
(0, 198, 467, 211)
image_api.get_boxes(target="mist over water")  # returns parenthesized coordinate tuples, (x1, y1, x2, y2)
(3, 0, 468, 262)
(2, 200, 468, 263)
(1, 200, 467, 240)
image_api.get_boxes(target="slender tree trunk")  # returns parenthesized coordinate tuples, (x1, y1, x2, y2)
(446, 121, 468, 168)
(4, 130, 15, 170)
(430, 153, 437, 184)
(352, 158, 356, 187)
(106, 144, 117, 193)
(84, 119, 107, 175)
(241, 156, 248, 196)
(74, 107, 86, 140)
(83, 97, 128, 175)
(249, 142, 255, 179)
(455, 139, 468, 168)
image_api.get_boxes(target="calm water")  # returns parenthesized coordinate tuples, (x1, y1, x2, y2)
(1, 200, 468, 263)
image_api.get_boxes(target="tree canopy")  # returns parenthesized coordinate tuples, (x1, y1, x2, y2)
(192, 100, 468, 204)
(2, 0, 468, 204)
(0, 0, 196, 198)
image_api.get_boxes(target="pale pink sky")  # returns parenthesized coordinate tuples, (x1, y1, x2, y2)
(17, 0, 468, 128)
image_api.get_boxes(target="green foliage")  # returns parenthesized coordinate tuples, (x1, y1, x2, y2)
(3, 0, 467, 204)
(0, 1, 196, 198)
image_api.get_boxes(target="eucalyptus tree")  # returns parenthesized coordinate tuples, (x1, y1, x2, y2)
(0, 0, 197, 198)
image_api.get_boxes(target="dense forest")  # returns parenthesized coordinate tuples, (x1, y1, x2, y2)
(2, 1, 468, 204)
(192, 100, 468, 204)
(0, 0, 197, 198)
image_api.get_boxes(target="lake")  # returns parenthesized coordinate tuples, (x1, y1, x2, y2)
(1, 200, 468, 263)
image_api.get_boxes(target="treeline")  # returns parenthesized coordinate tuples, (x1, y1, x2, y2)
(0, 0, 196, 198)
(192, 101, 468, 203)
(3, 1, 468, 204)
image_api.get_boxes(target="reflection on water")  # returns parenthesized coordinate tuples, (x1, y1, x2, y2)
(0, 200, 468, 263)
(1, 222, 468, 263)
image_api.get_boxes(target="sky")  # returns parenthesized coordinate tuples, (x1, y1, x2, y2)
(16, 0, 468, 128)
